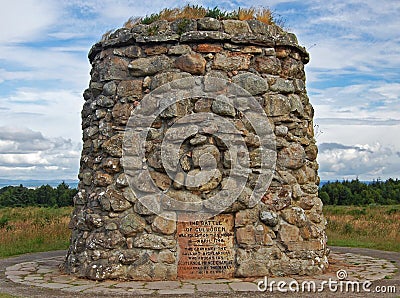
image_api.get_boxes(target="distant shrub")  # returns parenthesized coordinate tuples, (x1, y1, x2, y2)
(386, 207, 400, 215)
(0, 216, 9, 229)
(141, 13, 161, 25)
(343, 223, 354, 234)
(347, 208, 367, 216)
(205, 6, 231, 20)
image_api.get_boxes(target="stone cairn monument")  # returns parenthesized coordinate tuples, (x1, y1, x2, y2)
(64, 13, 329, 281)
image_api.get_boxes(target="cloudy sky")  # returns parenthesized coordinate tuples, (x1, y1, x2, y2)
(0, 0, 399, 181)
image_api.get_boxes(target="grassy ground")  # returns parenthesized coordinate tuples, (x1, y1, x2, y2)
(0, 206, 72, 258)
(324, 205, 400, 252)
(0, 205, 399, 259)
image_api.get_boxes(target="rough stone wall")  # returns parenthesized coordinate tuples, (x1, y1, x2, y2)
(64, 18, 328, 281)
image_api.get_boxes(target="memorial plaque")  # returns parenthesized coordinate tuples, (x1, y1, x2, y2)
(177, 214, 235, 279)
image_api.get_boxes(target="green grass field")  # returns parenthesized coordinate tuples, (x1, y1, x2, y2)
(0, 207, 72, 258)
(324, 205, 400, 252)
(0, 205, 399, 259)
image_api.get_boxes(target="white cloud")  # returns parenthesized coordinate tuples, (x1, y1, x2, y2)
(0, 44, 90, 87)
(315, 124, 400, 149)
(0, 152, 49, 166)
(0, 127, 80, 180)
(0, 89, 83, 141)
(371, 83, 400, 101)
(318, 142, 400, 180)
(312, 81, 400, 124)
(0, 0, 59, 43)
(293, 0, 400, 85)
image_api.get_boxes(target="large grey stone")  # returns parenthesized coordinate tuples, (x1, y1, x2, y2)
(133, 234, 175, 249)
(260, 209, 279, 226)
(281, 206, 308, 228)
(117, 79, 143, 99)
(232, 73, 268, 95)
(230, 34, 274, 46)
(168, 45, 192, 55)
(83, 126, 99, 139)
(171, 19, 197, 34)
(213, 52, 251, 71)
(150, 72, 192, 90)
(270, 78, 295, 93)
(96, 95, 114, 108)
(189, 134, 208, 146)
(162, 190, 202, 211)
(99, 187, 131, 212)
(86, 230, 125, 250)
(128, 55, 172, 76)
(98, 56, 130, 81)
(246, 20, 272, 35)
(117, 249, 142, 265)
(192, 144, 220, 167)
(102, 134, 123, 157)
(197, 17, 220, 31)
(254, 56, 281, 75)
(212, 98, 236, 116)
(134, 194, 161, 215)
(277, 143, 306, 170)
(113, 45, 142, 58)
(120, 213, 146, 236)
(289, 94, 304, 114)
(222, 20, 251, 34)
(102, 81, 117, 96)
(180, 31, 231, 42)
(264, 94, 291, 116)
(164, 125, 198, 143)
(185, 168, 222, 192)
(136, 34, 180, 43)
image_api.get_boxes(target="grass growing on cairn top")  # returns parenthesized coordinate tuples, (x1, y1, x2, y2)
(123, 5, 276, 28)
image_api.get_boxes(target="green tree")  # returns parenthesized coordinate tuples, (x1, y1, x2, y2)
(319, 191, 330, 204)
(35, 185, 54, 206)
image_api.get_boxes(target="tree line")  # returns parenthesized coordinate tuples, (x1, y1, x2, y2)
(1, 179, 399, 207)
(320, 178, 400, 205)
(0, 182, 77, 208)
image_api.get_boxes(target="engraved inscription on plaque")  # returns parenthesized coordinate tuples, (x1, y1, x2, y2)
(177, 214, 235, 279)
